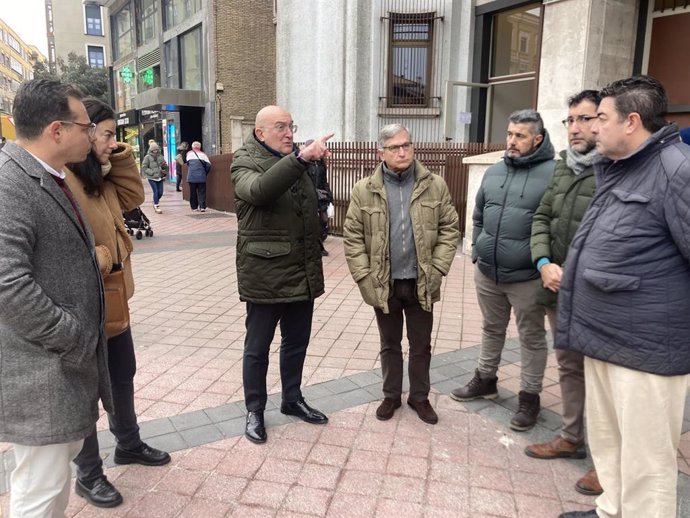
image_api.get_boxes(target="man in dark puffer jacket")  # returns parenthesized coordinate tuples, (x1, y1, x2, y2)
(557, 76, 690, 518)
(450, 109, 554, 433)
(232, 105, 333, 444)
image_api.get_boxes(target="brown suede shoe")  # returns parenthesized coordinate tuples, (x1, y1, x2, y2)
(525, 436, 587, 459)
(376, 398, 401, 421)
(407, 399, 438, 424)
(575, 468, 603, 496)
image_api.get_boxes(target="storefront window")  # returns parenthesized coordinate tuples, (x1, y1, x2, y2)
(180, 26, 202, 90)
(112, 5, 134, 61)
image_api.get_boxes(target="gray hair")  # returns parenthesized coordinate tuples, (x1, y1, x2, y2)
(508, 109, 544, 136)
(192, 141, 202, 149)
(378, 124, 412, 149)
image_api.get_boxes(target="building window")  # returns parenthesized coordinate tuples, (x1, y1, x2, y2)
(180, 26, 202, 90)
(163, 0, 202, 30)
(491, 5, 541, 78)
(84, 4, 103, 36)
(138, 0, 158, 46)
(387, 13, 434, 107)
(112, 5, 134, 61)
(164, 39, 179, 88)
(87, 46, 105, 68)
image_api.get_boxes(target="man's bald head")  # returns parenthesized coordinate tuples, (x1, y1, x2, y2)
(255, 105, 296, 155)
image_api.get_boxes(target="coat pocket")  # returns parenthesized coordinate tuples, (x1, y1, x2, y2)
(246, 241, 291, 259)
(608, 189, 650, 236)
(582, 268, 640, 293)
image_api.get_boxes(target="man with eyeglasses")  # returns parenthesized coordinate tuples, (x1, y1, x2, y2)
(0, 78, 112, 517)
(450, 109, 555, 432)
(344, 124, 459, 424)
(232, 105, 333, 444)
(558, 76, 690, 518)
(524, 90, 602, 497)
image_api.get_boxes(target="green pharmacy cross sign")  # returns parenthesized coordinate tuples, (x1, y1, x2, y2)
(119, 66, 134, 84)
(141, 69, 154, 86)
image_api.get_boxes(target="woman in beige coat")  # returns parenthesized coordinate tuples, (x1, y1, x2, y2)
(64, 98, 170, 509)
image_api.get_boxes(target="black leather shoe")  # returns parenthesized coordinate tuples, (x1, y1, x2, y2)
(75, 476, 123, 508)
(280, 398, 328, 424)
(245, 411, 267, 443)
(558, 511, 598, 518)
(113, 443, 171, 466)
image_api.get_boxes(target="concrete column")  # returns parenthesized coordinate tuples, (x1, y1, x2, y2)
(537, 0, 640, 151)
(461, 151, 504, 253)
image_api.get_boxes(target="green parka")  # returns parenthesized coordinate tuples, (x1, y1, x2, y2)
(530, 150, 596, 307)
(343, 160, 459, 313)
(231, 133, 324, 303)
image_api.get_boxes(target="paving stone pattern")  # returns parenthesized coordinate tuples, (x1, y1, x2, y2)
(1, 185, 688, 517)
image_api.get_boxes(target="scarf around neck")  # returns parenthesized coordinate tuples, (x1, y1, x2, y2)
(566, 146, 598, 175)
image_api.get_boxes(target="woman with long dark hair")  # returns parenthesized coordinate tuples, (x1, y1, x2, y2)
(64, 98, 170, 508)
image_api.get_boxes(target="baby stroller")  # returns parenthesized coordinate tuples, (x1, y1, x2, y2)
(123, 207, 154, 240)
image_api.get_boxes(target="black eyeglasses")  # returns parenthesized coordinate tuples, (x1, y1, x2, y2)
(381, 142, 413, 153)
(561, 115, 597, 128)
(57, 120, 97, 137)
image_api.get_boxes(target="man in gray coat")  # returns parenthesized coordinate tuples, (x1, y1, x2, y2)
(451, 109, 554, 432)
(558, 77, 690, 518)
(0, 79, 112, 517)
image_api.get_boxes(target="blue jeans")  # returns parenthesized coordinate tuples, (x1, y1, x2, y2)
(148, 179, 164, 205)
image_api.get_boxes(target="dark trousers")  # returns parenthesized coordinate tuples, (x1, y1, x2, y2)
(176, 166, 182, 190)
(243, 300, 314, 412)
(318, 209, 329, 241)
(148, 179, 164, 205)
(189, 182, 207, 210)
(73, 328, 142, 483)
(374, 279, 433, 403)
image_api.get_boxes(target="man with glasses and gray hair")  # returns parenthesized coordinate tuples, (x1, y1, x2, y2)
(232, 105, 333, 444)
(0, 78, 111, 517)
(344, 124, 459, 424)
(450, 109, 555, 432)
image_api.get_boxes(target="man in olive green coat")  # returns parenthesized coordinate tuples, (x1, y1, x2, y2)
(525, 90, 601, 496)
(231, 105, 333, 444)
(344, 124, 459, 424)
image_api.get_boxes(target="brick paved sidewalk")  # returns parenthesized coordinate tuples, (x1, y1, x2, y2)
(1, 184, 689, 517)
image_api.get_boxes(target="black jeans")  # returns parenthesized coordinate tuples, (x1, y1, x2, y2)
(374, 279, 433, 402)
(73, 328, 142, 483)
(189, 182, 207, 210)
(243, 301, 314, 412)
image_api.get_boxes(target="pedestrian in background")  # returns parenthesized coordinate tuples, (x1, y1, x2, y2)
(141, 142, 168, 214)
(186, 141, 211, 212)
(302, 139, 333, 256)
(175, 141, 189, 192)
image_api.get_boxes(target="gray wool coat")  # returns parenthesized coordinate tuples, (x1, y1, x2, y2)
(0, 142, 113, 446)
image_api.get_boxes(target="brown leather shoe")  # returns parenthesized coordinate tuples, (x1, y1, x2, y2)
(525, 436, 587, 459)
(407, 399, 438, 424)
(376, 398, 401, 421)
(575, 468, 602, 496)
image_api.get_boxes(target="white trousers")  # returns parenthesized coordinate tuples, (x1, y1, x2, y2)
(10, 440, 84, 518)
(585, 357, 689, 518)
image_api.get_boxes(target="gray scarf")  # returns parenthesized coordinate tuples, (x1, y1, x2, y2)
(566, 146, 598, 175)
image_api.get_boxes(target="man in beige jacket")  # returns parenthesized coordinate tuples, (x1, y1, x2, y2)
(344, 124, 459, 424)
